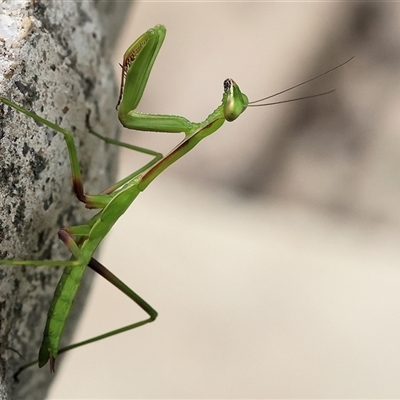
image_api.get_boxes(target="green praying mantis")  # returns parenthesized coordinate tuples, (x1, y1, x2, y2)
(0, 24, 352, 377)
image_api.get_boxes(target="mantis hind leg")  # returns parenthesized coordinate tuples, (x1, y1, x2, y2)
(0, 226, 89, 267)
(57, 257, 158, 352)
(14, 257, 157, 380)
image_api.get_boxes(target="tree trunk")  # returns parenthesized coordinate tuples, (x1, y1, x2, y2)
(0, 1, 131, 398)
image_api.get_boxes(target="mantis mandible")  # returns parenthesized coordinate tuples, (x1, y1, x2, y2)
(0, 24, 351, 377)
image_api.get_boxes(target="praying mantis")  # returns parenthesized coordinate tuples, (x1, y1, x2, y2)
(0, 24, 351, 378)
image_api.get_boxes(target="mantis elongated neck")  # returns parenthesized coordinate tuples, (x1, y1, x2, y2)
(138, 105, 225, 191)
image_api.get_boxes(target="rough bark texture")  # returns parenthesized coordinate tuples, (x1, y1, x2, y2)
(0, 1, 131, 399)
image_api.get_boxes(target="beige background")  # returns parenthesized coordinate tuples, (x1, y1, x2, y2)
(49, 2, 400, 399)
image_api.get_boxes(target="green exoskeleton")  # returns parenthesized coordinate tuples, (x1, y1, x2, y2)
(0, 24, 351, 377)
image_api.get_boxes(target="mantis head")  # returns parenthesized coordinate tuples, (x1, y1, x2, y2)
(223, 79, 249, 122)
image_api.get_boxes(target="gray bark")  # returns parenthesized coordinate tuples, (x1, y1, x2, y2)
(0, 1, 131, 398)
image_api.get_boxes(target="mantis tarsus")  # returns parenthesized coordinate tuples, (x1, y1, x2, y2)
(0, 24, 352, 378)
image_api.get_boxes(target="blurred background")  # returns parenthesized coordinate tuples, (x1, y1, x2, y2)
(50, 2, 400, 398)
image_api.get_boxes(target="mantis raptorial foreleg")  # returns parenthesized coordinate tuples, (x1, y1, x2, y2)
(0, 24, 352, 378)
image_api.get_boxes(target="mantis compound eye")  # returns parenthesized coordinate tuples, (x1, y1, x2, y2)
(223, 78, 232, 93)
